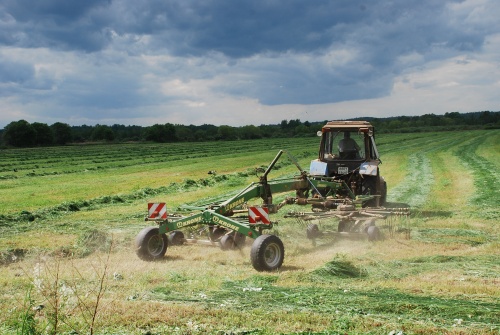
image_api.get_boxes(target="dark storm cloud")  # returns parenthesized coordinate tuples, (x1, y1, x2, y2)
(2, 0, 481, 57)
(109, 0, 491, 105)
(123, 0, 486, 60)
(150, 0, 365, 57)
(0, 0, 499, 126)
(1, 0, 112, 51)
(109, 0, 479, 60)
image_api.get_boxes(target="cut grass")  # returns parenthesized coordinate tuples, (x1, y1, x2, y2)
(454, 132, 500, 219)
(0, 131, 499, 334)
(0, 139, 316, 215)
(426, 151, 474, 212)
(388, 152, 434, 207)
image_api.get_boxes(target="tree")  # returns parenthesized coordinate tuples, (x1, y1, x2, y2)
(258, 124, 278, 138)
(217, 125, 236, 140)
(145, 123, 176, 143)
(240, 125, 262, 139)
(3, 120, 36, 147)
(294, 124, 311, 136)
(478, 111, 497, 124)
(174, 125, 195, 142)
(51, 122, 72, 145)
(32, 122, 54, 146)
(388, 120, 402, 130)
(91, 125, 115, 141)
(72, 124, 94, 142)
(280, 120, 289, 130)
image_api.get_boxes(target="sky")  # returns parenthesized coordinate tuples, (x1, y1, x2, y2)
(0, 0, 499, 128)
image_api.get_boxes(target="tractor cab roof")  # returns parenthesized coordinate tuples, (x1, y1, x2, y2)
(322, 121, 374, 133)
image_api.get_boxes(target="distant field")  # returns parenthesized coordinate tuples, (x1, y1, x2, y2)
(0, 130, 499, 334)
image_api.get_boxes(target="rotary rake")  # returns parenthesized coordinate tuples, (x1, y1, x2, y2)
(135, 148, 410, 272)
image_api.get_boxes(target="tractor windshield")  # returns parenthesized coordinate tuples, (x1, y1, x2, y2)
(321, 130, 365, 160)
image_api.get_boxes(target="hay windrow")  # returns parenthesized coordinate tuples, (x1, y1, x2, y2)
(1, 131, 499, 334)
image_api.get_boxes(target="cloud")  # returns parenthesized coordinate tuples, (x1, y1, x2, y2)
(1, 0, 112, 51)
(0, 0, 499, 128)
(0, 58, 34, 85)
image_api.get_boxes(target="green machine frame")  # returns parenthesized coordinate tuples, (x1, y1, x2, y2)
(135, 150, 382, 272)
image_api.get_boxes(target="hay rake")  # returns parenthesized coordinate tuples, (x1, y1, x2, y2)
(135, 117, 412, 271)
(135, 148, 410, 272)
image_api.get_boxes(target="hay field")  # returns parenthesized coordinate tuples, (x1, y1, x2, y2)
(0, 130, 499, 334)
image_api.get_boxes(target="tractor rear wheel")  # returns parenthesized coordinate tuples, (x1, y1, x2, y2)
(361, 177, 378, 207)
(250, 235, 284, 271)
(380, 177, 387, 206)
(135, 227, 168, 261)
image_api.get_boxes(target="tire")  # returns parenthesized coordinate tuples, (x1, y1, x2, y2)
(220, 234, 234, 250)
(366, 225, 381, 241)
(234, 232, 247, 248)
(361, 177, 378, 208)
(210, 227, 226, 241)
(380, 178, 387, 206)
(135, 227, 168, 261)
(168, 231, 185, 246)
(220, 232, 246, 250)
(306, 223, 321, 239)
(250, 235, 284, 272)
(338, 220, 347, 232)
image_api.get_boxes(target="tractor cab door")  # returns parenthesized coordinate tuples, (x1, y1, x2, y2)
(368, 133, 380, 161)
(319, 129, 366, 177)
(319, 130, 365, 161)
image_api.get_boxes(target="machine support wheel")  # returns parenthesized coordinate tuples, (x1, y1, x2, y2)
(306, 223, 321, 239)
(168, 231, 185, 246)
(220, 232, 246, 250)
(338, 220, 349, 232)
(250, 235, 285, 271)
(135, 227, 168, 261)
(220, 234, 233, 250)
(366, 225, 382, 241)
(210, 227, 227, 241)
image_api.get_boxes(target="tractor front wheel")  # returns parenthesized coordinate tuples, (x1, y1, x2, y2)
(135, 227, 168, 261)
(250, 235, 284, 271)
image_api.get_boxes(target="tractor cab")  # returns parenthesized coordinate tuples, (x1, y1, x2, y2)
(318, 121, 380, 175)
(310, 121, 386, 206)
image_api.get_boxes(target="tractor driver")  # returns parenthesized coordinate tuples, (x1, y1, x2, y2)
(338, 131, 360, 159)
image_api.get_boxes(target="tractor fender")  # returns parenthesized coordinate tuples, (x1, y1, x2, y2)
(359, 161, 379, 176)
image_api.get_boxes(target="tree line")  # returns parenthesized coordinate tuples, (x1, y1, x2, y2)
(1, 111, 498, 148)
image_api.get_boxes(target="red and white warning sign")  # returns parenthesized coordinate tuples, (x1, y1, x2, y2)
(248, 206, 270, 224)
(148, 202, 167, 219)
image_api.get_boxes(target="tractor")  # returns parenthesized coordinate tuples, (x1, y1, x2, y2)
(134, 121, 408, 272)
(311, 120, 387, 207)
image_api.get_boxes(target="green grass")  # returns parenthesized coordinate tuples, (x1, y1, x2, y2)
(0, 130, 499, 334)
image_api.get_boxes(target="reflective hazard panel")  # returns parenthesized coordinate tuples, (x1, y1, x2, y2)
(248, 206, 270, 224)
(148, 203, 167, 219)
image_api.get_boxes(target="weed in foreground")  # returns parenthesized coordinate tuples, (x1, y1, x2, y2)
(15, 288, 38, 335)
(6, 243, 115, 335)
